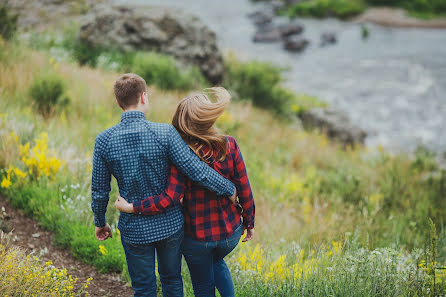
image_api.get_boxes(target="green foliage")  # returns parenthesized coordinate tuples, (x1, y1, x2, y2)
(29, 73, 70, 117)
(0, 1, 18, 41)
(28, 28, 206, 91)
(224, 58, 323, 116)
(285, 0, 446, 19)
(71, 41, 103, 67)
(132, 52, 204, 91)
(288, 0, 366, 19)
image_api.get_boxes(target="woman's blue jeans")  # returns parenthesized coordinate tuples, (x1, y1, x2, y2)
(182, 224, 243, 297)
(121, 226, 184, 297)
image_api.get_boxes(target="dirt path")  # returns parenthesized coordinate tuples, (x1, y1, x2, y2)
(353, 7, 446, 28)
(0, 195, 134, 297)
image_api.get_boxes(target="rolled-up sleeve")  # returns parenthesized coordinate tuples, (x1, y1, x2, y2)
(91, 135, 111, 227)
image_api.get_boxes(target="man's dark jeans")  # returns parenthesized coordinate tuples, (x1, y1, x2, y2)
(182, 223, 243, 297)
(122, 226, 184, 297)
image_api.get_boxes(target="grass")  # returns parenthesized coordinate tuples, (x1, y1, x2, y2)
(282, 0, 446, 19)
(0, 232, 93, 296)
(0, 37, 445, 295)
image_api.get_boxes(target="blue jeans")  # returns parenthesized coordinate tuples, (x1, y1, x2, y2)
(182, 224, 243, 297)
(122, 226, 184, 297)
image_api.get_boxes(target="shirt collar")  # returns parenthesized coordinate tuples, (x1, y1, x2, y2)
(121, 111, 146, 122)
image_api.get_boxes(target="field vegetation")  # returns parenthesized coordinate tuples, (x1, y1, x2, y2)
(0, 8, 445, 296)
(276, 0, 446, 20)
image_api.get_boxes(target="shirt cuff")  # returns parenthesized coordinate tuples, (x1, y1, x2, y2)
(133, 201, 143, 215)
(94, 216, 106, 228)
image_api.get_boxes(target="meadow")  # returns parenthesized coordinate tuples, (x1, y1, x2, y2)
(0, 14, 445, 296)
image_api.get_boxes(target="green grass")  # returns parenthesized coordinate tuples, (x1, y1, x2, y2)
(283, 0, 446, 19)
(288, 0, 366, 19)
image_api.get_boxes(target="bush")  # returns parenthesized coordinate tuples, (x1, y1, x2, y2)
(224, 57, 324, 116)
(132, 52, 205, 91)
(29, 73, 70, 117)
(288, 0, 366, 19)
(72, 40, 103, 67)
(224, 58, 290, 114)
(0, 1, 18, 40)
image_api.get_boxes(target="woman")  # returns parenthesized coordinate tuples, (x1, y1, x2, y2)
(115, 87, 255, 297)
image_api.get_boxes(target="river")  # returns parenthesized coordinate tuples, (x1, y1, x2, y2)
(115, 0, 446, 153)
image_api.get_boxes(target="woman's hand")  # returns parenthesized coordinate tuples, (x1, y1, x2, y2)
(242, 227, 254, 242)
(115, 196, 134, 213)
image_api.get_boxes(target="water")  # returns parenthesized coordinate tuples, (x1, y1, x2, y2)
(115, 0, 446, 153)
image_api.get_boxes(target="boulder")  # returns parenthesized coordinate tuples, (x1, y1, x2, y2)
(253, 27, 282, 42)
(300, 108, 367, 146)
(283, 35, 309, 52)
(277, 23, 304, 37)
(79, 4, 224, 83)
(253, 23, 303, 43)
(247, 9, 274, 26)
(320, 32, 337, 46)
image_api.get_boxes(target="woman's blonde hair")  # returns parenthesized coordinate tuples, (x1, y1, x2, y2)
(172, 87, 230, 163)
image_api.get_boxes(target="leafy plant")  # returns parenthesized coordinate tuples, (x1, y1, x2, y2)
(0, 1, 18, 40)
(29, 73, 70, 117)
(132, 52, 204, 91)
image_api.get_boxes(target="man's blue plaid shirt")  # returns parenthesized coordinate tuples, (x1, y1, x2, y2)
(91, 111, 235, 244)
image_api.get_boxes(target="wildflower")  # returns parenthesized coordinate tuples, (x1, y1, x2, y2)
(98, 245, 108, 255)
(1, 177, 11, 189)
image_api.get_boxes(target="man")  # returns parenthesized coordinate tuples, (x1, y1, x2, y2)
(91, 73, 236, 297)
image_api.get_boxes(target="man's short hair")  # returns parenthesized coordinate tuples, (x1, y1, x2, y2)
(113, 73, 147, 109)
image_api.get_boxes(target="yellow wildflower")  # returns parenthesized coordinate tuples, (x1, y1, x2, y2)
(1, 177, 11, 189)
(98, 245, 108, 255)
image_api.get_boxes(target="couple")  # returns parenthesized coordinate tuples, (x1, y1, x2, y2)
(91, 73, 255, 297)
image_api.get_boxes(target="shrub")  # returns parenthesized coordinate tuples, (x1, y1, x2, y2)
(29, 73, 70, 117)
(72, 40, 103, 67)
(224, 58, 290, 114)
(132, 52, 204, 91)
(224, 57, 324, 116)
(0, 1, 18, 40)
(288, 0, 366, 19)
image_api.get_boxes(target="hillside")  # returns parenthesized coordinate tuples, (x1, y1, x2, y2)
(0, 30, 445, 296)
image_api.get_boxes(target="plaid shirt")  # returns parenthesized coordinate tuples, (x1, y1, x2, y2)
(91, 111, 235, 244)
(133, 136, 255, 242)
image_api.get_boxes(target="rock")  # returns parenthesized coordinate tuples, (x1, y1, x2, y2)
(284, 0, 306, 5)
(270, 0, 286, 12)
(320, 32, 337, 46)
(300, 108, 367, 146)
(283, 36, 309, 52)
(277, 23, 304, 37)
(253, 23, 303, 43)
(253, 27, 282, 42)
(9, 0, 108, 30)
(247, 9, 274, 26)
(79, 4, 224, 83)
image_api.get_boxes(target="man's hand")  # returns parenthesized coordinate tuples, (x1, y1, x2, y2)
(228, 186, 237, 205)
(242, 227, 254, 242)
(95, 223, 112, 241)
(115, 196, 134, 213)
